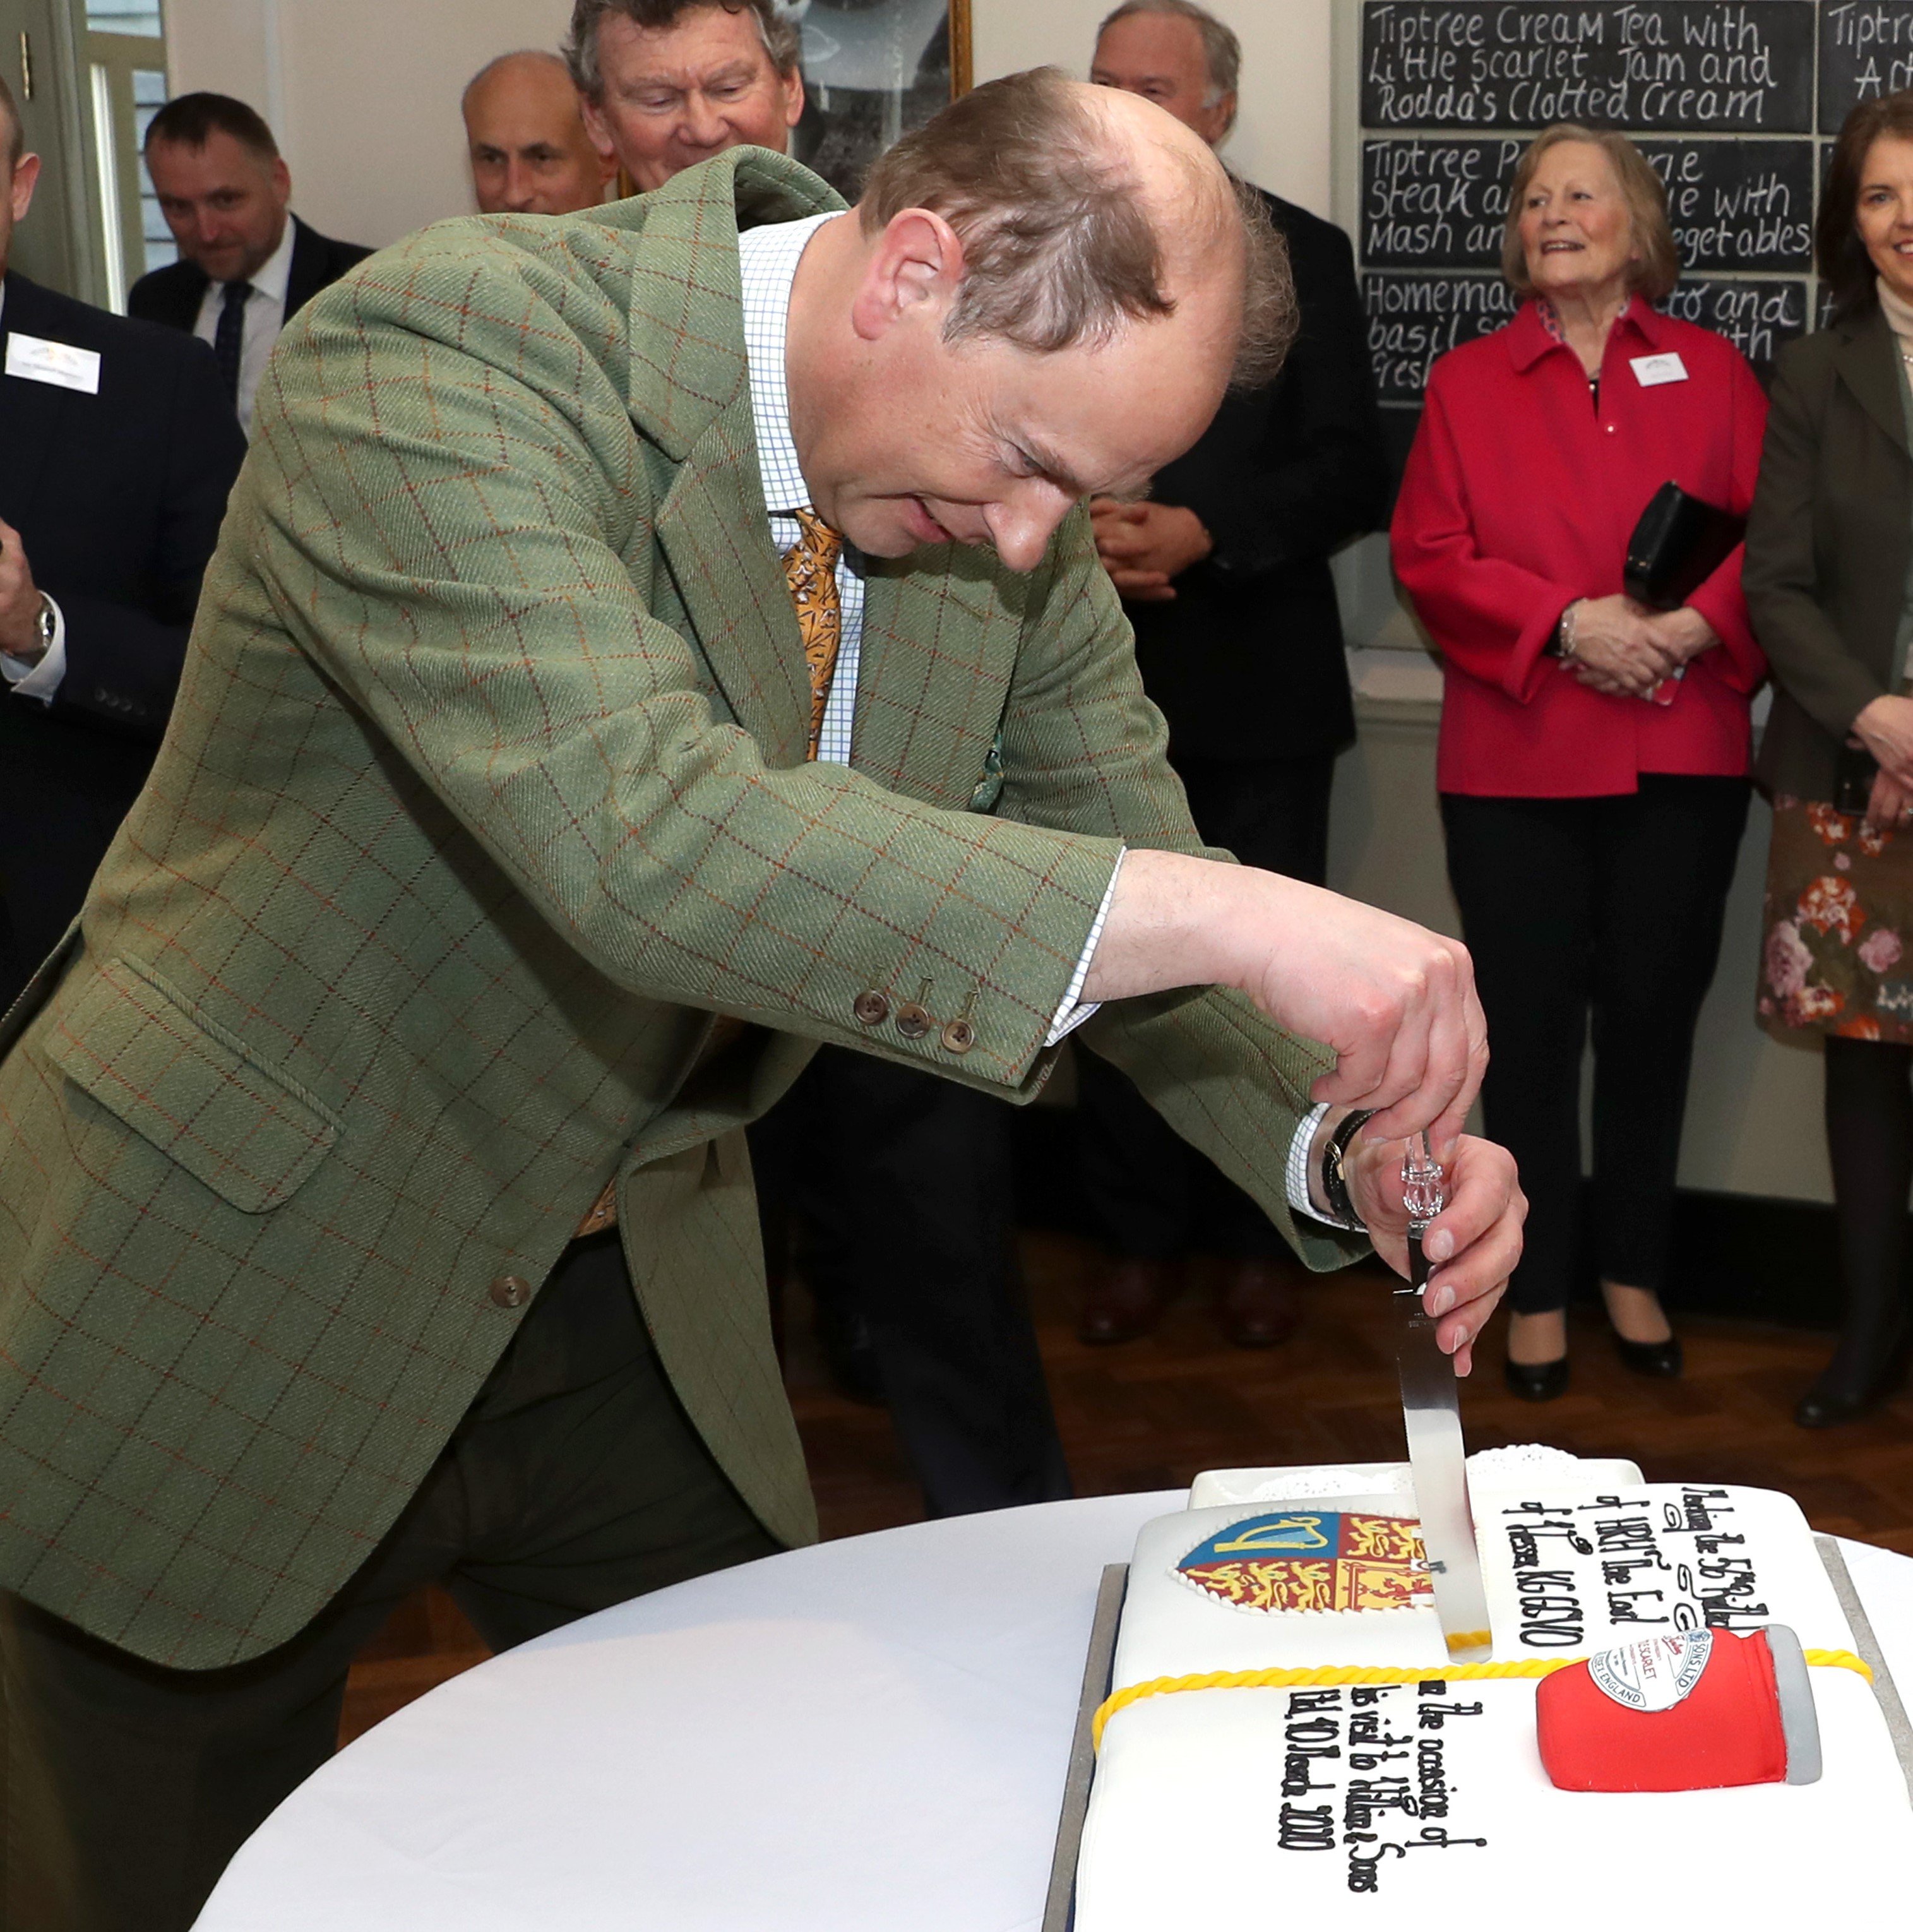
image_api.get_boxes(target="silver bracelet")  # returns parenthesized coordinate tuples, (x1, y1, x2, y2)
(1558, 600, 1580, 660)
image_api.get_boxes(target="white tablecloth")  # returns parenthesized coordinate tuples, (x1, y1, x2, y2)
(194, 1495, 1913, 1932)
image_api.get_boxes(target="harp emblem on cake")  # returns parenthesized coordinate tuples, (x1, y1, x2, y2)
(1174, 1511, 1434, 1614)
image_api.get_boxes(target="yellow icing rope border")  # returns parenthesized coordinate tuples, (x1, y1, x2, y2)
(1090, 1649, 1873, 1751)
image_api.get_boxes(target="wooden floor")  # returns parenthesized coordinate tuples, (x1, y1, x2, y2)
(339, 1230, 1913, 1745)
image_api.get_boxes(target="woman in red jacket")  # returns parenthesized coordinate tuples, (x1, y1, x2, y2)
(1392, 125, 1768, 1400)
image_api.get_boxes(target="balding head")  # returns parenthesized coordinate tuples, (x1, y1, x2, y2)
(463, 48, 615, 216)
(859, 69, 1285, 384)
(782, 68, 1292, 571)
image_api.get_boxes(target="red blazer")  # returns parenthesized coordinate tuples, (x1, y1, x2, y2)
(1392, 297, 1768, 797)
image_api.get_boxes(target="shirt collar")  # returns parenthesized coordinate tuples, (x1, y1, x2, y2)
(1506, 292, 1664, 373)
(225, 217, 296, 304)
(736, 210, 840, 517)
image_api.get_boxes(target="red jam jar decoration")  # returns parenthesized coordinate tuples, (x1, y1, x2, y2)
(1536, 1625, 1821, 1792)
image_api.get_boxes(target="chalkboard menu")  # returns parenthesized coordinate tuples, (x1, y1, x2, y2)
(1357, 0, 1913, 424)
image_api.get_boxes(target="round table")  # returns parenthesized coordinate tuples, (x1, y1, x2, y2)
(194, 1494, 1913, 1931)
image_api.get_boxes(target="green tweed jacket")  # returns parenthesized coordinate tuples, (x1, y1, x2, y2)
(0, 150, 1361, 1669)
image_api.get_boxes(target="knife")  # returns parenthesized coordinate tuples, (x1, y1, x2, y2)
(1398, 1133, 1493, 1662)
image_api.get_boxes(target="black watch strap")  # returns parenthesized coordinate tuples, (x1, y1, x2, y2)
(1321, 1107, 1376, 1228)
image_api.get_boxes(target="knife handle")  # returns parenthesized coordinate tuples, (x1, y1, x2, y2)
(1406, 1225, 1433, 1296)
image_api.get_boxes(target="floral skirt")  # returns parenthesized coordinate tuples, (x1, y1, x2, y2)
(1760, 794, 1913, 1041)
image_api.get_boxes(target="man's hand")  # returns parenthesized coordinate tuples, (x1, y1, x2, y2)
(1085, 849, 1489, 1152)
(0, 518, 45, 665)
(1865, 765, 1913, 835)
(1089, 498, 1212, 603)
(1344, 1131, 1523, 1377)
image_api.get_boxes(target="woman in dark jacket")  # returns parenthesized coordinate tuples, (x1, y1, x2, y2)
(1746, 89, 1913, 1426)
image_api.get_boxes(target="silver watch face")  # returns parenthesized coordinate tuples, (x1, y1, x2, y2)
(36, 598, 55, 643)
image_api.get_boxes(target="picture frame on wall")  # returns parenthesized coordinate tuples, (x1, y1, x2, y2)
(787, 0, 973, 200)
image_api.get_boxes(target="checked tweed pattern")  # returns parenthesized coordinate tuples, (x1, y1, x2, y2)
(0, 149, 1359, 1671)
(785, 508, 844, 758)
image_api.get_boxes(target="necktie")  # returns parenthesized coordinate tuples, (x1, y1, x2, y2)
(571, 504, 847, 1241)
(784, 506, 844, 760)
(213, 280, 251, 405)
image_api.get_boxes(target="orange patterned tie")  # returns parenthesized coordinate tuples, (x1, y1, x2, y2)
(784, 506, 844, 759)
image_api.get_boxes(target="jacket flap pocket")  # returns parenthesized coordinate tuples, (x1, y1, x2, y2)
(47, 957, 342, 1213)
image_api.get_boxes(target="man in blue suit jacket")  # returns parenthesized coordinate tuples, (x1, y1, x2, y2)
(0, 80, 247, 1010)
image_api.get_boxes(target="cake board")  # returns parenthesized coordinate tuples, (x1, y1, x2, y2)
(1043, 1538, 1913, 1932)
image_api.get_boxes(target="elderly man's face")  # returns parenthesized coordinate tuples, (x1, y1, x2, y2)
(466, 57, 614, 215)
(581, 4, 802, 193)
(0, 135, 40, 280)
(1090, 13, 1233, 148)
(148, 129, 292, 285)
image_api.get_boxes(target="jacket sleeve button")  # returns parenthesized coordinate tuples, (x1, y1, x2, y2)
(894, 1002, 931, 1041)
(853, 990, 890, 1025)
(489, 1274, 531, 1309)
(939, 1018, 976, 1055)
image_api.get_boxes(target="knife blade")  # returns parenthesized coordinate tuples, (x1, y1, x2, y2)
(1398, 1134, 1493, 1662)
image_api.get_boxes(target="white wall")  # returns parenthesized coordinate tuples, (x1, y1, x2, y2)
(974, 0, 1333, 217)
(168, 0, 574, 247)
(165, 0, 1338, 248)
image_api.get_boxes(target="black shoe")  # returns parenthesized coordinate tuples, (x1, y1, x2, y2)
(1614, 1335, 1683, 1378)
(1503, 1356, 1569, 1402)
(1796, 1351, 1907, 1428)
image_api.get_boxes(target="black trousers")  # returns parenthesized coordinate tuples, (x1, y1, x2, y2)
(749, 1047, 1068, 1516)
(1441, 775, 1749, 1316)
(0, 1229, 778, 1932)
(1076, 751, 1336, 1261)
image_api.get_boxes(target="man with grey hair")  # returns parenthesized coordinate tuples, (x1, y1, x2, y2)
(463, 47, 617, 215)
(0, 70, 1517, 1929)
(1080, 0, 1392, 1350)
(567, 0, 803, 191)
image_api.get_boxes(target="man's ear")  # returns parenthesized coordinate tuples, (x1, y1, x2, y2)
(9, 152, 40, 225)
(270, 155, 292, 205)
(780, 66, 805, 131)
(849, 206, 964, 344)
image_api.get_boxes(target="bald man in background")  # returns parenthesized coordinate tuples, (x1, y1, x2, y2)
(463, 49, 617, 217)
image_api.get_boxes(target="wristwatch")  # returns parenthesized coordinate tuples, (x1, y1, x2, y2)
(1320, 1107, 1376, 1229)
(33, 593, 56, 653)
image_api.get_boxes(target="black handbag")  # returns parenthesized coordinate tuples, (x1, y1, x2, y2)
(1623, 482, 1746, 611)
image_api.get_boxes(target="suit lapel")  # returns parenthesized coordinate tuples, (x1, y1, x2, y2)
(0, 277, 82, 513)
(853, 549, 1028, 807)
(621, 150, 845, 769)
(653, 392, 811, 767)
(1834, 307, 1910, 458)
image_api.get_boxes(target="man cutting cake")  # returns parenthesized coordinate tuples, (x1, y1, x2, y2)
(0, 57, 1523, 1931)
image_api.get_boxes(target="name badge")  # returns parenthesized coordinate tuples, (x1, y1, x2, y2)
(1630, 352, 1688, 388)
(5, 331, 101, 395)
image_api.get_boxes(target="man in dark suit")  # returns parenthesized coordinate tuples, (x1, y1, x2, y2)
(129, 92, 371, 431)
(0, 79, 247, 1013)
(1080, 0, 1391, 1347)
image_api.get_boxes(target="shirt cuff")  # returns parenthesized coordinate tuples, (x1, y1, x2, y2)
(1, 595, 67, 703)
(1044, 849, 1124, 1047)
(1285, 1099, 1362, 1230)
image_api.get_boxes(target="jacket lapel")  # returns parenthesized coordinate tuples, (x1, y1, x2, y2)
(653, 395, 811, 767)
(1833, 306, 1910, 458)
(618, 149, 845, 769)
(852, 549, 1029, 806)
(0, 276, 81, 513)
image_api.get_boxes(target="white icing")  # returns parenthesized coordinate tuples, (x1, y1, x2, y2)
(1078, 1458, 1913, 1931)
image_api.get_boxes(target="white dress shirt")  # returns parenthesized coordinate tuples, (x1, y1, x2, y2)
(191, 215, 296, 433)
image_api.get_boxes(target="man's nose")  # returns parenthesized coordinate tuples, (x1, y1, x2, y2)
(679, 92, 729, 151)
(984, 483, 1076, 574)
(502, 159, 535, 212)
